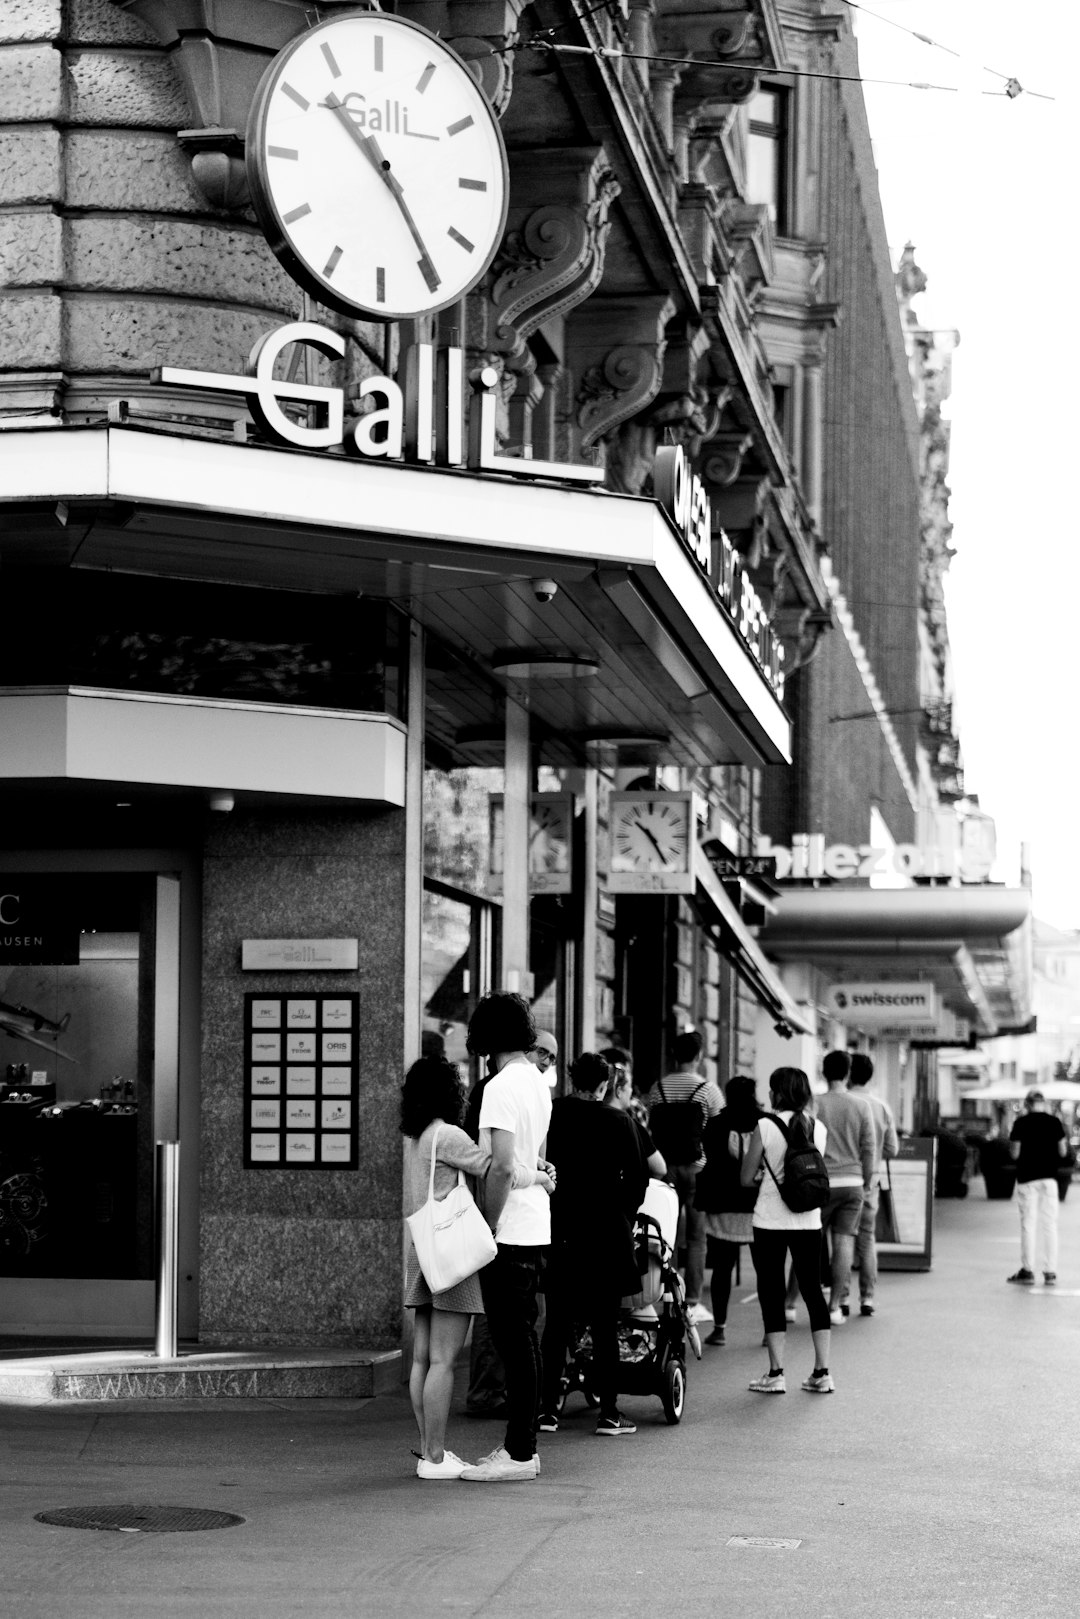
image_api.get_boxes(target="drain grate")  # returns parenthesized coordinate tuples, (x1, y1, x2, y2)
(35, 1504, 245, 1534)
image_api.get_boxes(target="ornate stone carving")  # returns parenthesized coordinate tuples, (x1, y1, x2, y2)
(489, 149, 621, 361)
(701, 429, 755, 488)
(570, 295, 676, 450)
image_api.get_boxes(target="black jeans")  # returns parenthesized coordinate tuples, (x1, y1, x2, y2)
(479, 1244, 545, 1463)
(540, 1282, 621, 1419)
(752, 1227, 831, 1334)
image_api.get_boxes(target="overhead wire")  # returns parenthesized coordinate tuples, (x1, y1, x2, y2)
(520, 0, 1053, 100)
(844, 0, 1054, 100)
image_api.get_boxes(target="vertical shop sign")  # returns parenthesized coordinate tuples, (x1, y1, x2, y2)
(244, 993, 359, 1170)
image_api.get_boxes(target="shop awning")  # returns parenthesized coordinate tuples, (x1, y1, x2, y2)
(693, 847, 814, 1036)
(757, 886, 1033, 1038)
(0, 425, 791, 772)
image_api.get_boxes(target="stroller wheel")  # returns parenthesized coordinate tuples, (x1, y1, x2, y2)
(661, 1358, 686, 1425)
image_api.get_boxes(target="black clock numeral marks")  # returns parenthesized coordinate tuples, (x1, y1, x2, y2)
(323, 245, 343, 278)
(321, 43, 341, 79)
(447, 115, 474, 137)
(416, 63, 436, 94)
(376, 268, 386, 303)
(268, 146, 299, 161)
(459, 177, 487, 191)
(281, 82, 310, 112)
(374, 35, 384, 71)
(448, 226, 474, 253)
(283, 203, 312, 225)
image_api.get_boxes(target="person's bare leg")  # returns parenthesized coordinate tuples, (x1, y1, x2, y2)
(423, 1309, 471, 1463)
(810, 1325, 831, 1372)
(410, 1307, 432, 1456)
(765, 1329, 785, 1373)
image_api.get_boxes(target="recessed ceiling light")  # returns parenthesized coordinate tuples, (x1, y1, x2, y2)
(491, 654, 599, 680)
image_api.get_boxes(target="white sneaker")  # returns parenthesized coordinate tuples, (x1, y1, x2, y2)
(686, 1302, 713, 1325)
(784, 1306, 797, 1323)
(829, 1308, 845, 1325)
(460, 1446, 537, 1482)
(416, 1450, 468, 1479)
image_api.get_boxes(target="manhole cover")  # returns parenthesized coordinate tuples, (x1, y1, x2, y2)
(35, 1504, 245, 1534)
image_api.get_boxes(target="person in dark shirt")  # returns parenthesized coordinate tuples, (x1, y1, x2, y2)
(1007, 1089, 1068, 1285)
(538, 1052, 644, 1438)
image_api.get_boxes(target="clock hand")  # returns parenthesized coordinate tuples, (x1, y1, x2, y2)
(640, 824, 671, 864)
(323, 93, 441, 294)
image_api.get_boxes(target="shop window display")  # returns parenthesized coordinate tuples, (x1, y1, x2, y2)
(0, 876, 154, 1279)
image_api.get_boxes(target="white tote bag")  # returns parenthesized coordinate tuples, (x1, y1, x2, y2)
(406, 1124, 497, 1294)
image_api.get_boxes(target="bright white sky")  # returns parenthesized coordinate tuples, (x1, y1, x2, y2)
(851, 2, 1079, 926)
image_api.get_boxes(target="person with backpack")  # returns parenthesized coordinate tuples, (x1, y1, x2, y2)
(739, 1065, 834, 1394)
(694, 1075, 763, 1345)
(645, 1029, 724, 1324)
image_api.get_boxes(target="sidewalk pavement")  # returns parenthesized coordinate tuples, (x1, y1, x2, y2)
(3, 1181, 1080, 1619)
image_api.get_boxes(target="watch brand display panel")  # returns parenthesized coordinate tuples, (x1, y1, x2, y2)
(244, 994, 359, 1170)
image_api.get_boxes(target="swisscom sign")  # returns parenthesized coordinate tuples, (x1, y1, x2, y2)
(824, 982, 938, 1027)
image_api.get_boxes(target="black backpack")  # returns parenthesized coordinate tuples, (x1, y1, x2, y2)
(762, 1111, 829, 1213)
(650, 1080, 709, 1167)
(695, 1113, 760, 1214)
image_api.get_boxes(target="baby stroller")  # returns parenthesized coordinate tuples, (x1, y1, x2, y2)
(555, 1180, 702, 1425)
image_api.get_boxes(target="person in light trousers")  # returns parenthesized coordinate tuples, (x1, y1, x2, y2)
(1007, 1089, 1068, 1286)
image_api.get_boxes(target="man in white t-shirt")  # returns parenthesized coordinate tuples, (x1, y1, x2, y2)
(460, 992, 553, 1483)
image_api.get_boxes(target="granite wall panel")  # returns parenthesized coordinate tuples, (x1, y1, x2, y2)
(0, 209, 62, 287)
(66, 216, 297, 308)
(63, 292, 292, 371)
(65, 129, 225, 214)
(0, 128, 61, 206)
(0, 291, 62, 367)
(199, 809, 407, 1347)
(0, 1, 61, 43)
(66, 46, 190, 127)
(0, 42, 65, 120)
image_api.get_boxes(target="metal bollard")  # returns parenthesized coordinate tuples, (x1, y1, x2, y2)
(154, 1140, 180, 1360)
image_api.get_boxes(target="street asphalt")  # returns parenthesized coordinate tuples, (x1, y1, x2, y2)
(2, 1177, 1079, 1618)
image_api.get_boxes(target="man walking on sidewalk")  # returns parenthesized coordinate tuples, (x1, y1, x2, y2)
(1007, 1089, 1067, 1287)
(461, 992, 553, 1483)
(845, 1052, 898, 1317)
(812, 1050, 874, 1325)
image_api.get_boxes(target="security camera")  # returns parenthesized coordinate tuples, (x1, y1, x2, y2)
(532, 578, 558, 603)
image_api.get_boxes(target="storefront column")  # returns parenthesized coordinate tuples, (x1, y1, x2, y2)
(579, 767, 599, 1051)
(503, 694, 530, 992)
(403, 620, 425, 1067)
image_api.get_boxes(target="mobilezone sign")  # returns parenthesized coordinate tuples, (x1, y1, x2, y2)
(824, 982, 938, 1027)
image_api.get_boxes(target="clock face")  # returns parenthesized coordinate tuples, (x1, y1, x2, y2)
(488, 794, 573, 894)
(611, 799, 690, 872)
(530, 801, 571, 875)
(246, 12, 509, 320)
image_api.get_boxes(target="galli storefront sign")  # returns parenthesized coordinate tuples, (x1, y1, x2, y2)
(151, 323, 785, 703)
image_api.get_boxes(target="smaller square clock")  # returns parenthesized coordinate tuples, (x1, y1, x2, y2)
(606, 791, 696, 894)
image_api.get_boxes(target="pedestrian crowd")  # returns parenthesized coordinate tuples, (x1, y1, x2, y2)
(401, 995, 1057, 1481)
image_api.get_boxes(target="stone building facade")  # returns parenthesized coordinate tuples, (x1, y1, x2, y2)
(0, 0, 1028, 1345)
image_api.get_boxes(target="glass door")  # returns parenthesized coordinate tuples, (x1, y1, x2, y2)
(0, 867, 184, 1337)
(421, 881, 494, 1089)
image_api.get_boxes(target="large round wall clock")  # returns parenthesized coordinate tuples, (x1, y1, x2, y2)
(246, 10, 509, 321)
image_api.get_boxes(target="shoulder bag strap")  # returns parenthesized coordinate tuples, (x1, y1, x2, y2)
(657, 1081, 667, 1105)
(760, 1113, 789, 1191)
(427, 1122, 465, 1201)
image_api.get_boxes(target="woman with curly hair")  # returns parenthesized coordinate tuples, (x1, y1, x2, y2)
(401, 1052, 552, 1479)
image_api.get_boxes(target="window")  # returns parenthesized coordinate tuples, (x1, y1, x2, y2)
(746, 86, 789, 233)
